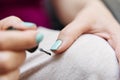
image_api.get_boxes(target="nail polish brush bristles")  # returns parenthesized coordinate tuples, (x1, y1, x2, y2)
(39, 48, 51, 56)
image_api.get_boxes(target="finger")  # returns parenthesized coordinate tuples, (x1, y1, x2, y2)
(0, 30, 44, 50)
(0, 51, 25, 74)
(50, 0, 111, 53)
(0, 69, 19, 80)
(0, 16, 37, 30)
(50, 1, 96, 53)
(107, 27, 120, 64)
(50, 13, 91, 53)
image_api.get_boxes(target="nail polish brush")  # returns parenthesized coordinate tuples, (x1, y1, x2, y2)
(7, 26, 51, 56)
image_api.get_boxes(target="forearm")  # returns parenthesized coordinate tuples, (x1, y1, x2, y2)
(102, 0, 120, 23)
(52, 0, 101, 25)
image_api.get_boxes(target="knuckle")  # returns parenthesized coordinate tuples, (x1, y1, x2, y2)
(0, 54, 15, 73)
(60, 29, 74, 40)
(0, 54, 11, 70)
(0, 51, 26, 74)
(8, 16, 18, 19)
(0, 59, 10, 73)
(60, 29, 70, 37)
(0, 37, 4, 50)
(0, 33, 6, 50)
(0, 16, 23, 30)
(8, 16, 21, 21)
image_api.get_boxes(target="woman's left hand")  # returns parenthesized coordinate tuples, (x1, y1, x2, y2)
(51, 0, 120, 63)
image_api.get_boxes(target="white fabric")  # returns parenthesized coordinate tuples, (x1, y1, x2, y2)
(20, 27, 120, 80)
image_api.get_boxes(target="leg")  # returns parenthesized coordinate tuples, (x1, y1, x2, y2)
(20, 27, 119, 80)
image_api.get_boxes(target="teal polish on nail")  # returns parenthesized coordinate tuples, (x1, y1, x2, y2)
(50, 40, 62, 50)
(36, 33, 44, 44)
(22, 22, 35, 27)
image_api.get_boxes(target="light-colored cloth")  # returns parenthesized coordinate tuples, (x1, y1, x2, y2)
(20, 27, 120, 80)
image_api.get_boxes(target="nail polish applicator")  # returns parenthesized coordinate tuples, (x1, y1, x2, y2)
(7, 26, 51, 56)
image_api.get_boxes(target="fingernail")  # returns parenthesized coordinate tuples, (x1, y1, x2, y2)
(36, 33, 44, 44)
(50, 40, 62, 50)
(22, 22, 36, 27)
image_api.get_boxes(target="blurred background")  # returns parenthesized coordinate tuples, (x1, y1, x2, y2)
(0, 0, 54, 29)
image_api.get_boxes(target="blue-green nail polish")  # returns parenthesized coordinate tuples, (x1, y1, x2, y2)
(22, 22, 36, 27)
(36, 33, 44, 44)
(50, 40, 62, 50)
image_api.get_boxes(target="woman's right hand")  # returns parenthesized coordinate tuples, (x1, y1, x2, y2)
(0, 16, 44, 80)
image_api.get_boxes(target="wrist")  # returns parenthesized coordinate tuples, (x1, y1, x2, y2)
(101, 0, 120, 23)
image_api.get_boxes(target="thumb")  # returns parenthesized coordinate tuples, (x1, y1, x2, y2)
(0, 16, 37, 30)
(50, 17, 90, 53)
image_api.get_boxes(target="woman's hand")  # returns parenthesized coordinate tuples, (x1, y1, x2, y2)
(0, 16, 43, 80)
(51, 1, 120, 63)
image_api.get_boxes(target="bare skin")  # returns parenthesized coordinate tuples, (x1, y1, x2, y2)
(52, 0, 120, 63)
(1, 0, 120, 79)
(0, 16, 38, 80)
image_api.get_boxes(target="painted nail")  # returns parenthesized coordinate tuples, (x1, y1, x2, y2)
(50, 40, 62, 50)
(36, 33, 44, 44)
(27, 33, 44, 53)
(22, 22, 36, 27)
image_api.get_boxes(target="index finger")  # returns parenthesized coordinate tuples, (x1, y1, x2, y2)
(0, 30, 44, 51)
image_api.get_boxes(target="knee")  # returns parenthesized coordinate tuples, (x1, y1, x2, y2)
(62, 34, 119, 80)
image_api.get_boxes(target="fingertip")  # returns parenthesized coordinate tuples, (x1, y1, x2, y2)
(50, 40, 62, 50)
(21, 22, 37, 30)
(50, 39, 63, 54)
(22, 22, 36, 27)
(35, 32, 44, 44)
(50, 39, 71, 54)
